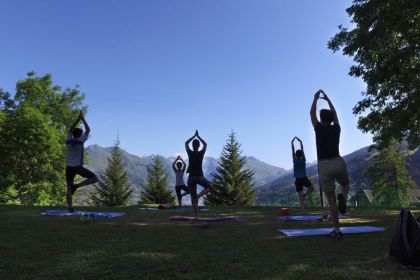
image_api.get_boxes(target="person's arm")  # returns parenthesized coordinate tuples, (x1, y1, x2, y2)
(179, 157, 186, 172)
(297, 137, 305, 158)
(196, 131, 207, 152)
(172, 159, 177, 172)
(321, 92, 339, 125)
(80, 112, 91, 136)
(291, 137, 296, 160)
(310, 90, 321, 128)
(68, 112, 81, 133)
(185, 132, 196, 152)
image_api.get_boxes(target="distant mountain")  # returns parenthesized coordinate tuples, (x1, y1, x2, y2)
(78, 145, 286, 205)
(256, 145, 420, 205)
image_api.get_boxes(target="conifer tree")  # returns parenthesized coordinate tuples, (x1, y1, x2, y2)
(139, 156, 175, 205)
(364, 142, 415, 207)
(206, 131, 255, 206)
(91, 137, 133, 206)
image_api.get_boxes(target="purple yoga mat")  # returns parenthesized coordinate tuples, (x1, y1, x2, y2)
(279, 215, 349, 221)
(169, 215, 244, 222)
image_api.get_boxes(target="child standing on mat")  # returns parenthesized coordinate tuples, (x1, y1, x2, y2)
(66, 111, 98, 212)
(185, 130, 212, 219)
(291, 137, 314, 214)
(172, 155, 189, 207)
(310, 90, 350, 239)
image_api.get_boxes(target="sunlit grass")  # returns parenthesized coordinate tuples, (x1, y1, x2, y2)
(0, 205, 419, 279)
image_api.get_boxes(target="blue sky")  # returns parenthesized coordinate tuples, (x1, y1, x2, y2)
(0, 0, 371, 168)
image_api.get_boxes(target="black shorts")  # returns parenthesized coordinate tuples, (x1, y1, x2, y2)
(175, 184, 189, 198)
(66, 166, 97, 188)
(295, 177, 313, 192)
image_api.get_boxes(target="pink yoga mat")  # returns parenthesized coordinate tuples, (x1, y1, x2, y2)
(169, 215, 244, 222)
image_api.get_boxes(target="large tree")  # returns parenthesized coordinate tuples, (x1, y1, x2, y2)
(364, 142, 415, 207)
(91, 138, 133, 206)
(0, 72, 86, 205)
(206, 131, 255, 206)
(328, 0, 420, 148)
(139, 156, 175, 205)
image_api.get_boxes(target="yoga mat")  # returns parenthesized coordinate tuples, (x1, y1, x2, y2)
(42, 210, 126, 218)
(139, 207, 209, 212)
(278, 226, 386, 237)
(169, 215, 244, 222)
(279, 215, 349, 221)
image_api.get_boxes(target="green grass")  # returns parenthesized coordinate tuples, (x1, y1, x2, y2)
(1, 205, 419, 280)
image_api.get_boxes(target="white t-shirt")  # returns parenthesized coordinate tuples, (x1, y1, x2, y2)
(66, 132, 88, 167)
(175, 171, 185, 186)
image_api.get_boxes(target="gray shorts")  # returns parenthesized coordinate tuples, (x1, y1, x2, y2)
(318, 157, 349, 193)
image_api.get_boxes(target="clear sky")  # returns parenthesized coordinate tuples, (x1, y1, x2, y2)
(0, 0, 372, 169)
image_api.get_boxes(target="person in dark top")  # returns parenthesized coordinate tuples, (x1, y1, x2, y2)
(310, 90, 350, 239)
(291, 137, 314, 213)
(172, 155, 189, 207)
(185, 130, 212, 218)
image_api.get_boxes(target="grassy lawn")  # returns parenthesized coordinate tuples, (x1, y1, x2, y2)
(1, 205, 419, 280)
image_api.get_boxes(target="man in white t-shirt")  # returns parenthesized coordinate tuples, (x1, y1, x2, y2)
(66, 112, 98, 212)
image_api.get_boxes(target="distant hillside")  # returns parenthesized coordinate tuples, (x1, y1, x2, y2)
(77, 145, 286, 205)
(256, 146, 420, 205)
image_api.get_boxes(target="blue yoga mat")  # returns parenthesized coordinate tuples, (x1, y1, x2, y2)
(139, 207, 209, 212)
(278, 226, 385, 237)
(279, 215, 349, 221)
(42, 210, 126, 218)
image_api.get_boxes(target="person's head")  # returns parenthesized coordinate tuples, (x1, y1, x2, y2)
(192, 139, 200, 151)
(176, 161, 183, 170)
(320, 109, 334, 125)
(295, 149, 303, 159)
(72, 128, 83, 138)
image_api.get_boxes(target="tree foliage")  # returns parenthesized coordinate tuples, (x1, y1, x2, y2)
(0, 72, 86, 205)
(139, 156, 175, 205)
(91, 137, 133, 206)
(364, 142, 415, 207)
(206, 131, 255, 206)
(328, 0, 420, 148)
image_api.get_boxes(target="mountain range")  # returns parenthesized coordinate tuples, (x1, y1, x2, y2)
(77, 144, 420, 206)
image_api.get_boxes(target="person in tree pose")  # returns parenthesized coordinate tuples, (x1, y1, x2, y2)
(172, 155, 189, 207)
(66, 111, 98, 212)
(310, 90, 350, 239)
(291, 137, 314, 213)
(185, 130, 212, 218)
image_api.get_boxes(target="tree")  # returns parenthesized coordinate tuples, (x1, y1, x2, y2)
(0, 72, 86, 205)
(91, 137, 133, 206)
(328, 0, 420, 149)
(206, 131, 255, 206)
(139, 156, 175, 205)
(364, 142, 415, 207)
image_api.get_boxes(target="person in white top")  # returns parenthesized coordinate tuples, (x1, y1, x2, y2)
(172, 156, 189, 207)
(66, 111, 98, 212)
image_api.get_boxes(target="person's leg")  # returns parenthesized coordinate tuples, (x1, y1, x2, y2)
(197, 177, 211, 198)
(188, 177, 199, 219)
(336, 157, 350, 214)
(298, 191, 305, 213)
(66, 167, 76, 211)
(325, 191, 340, 232)
(72, 167, 99, 193)
(175, 185, 183, 207)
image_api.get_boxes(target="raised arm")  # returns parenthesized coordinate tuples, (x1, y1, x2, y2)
(185, 132, 197, 152)
(296, 137, 305, 158)
(80, 112, 90, 136)
(196, 132, 207, 152)
(310, 90, 321, 128)
(291, 137, 297, 160)
(172, 159, 178, 172)
(68, 112, 81, 133)
(179, 157, 186, 172)
(321, 92, 339, 125)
